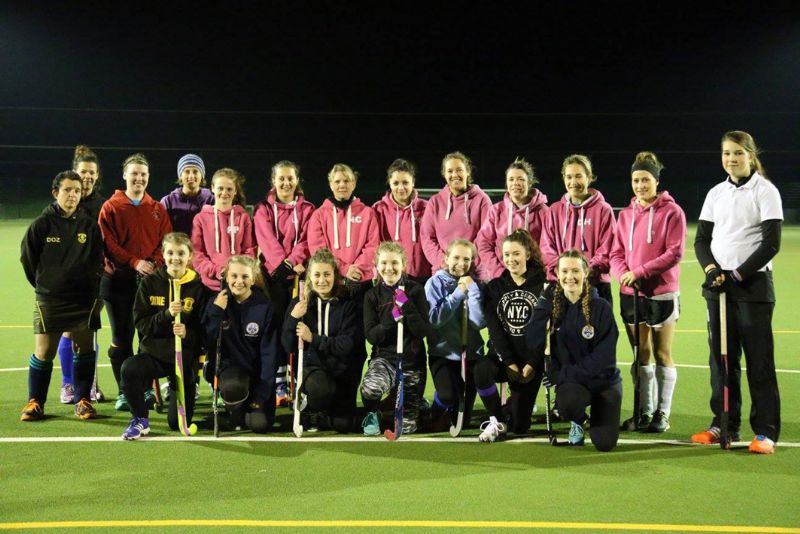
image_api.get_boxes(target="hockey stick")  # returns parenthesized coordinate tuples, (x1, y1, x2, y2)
(385, 286, 405, 441)
(288, 276, 300, 403)
(622, 286, 642, 431)
(292, 281, 306, 438)
(543, 319, 557, 446)
(173, 279, 197, 437)
(449, 299, 468, 437)
(719, 291, 730, 450)
(152, 378, 164, 413)
(213, 318, 225, 438)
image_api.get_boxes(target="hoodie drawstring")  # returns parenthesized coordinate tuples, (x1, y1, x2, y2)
(628, 205, 655, 251)
(214, 208, 236, 254)
(332, 205, 352, 249)
(316, 299, 330, 336)
(273, 199, 300, 247)
(506, 200, 532, 236)
(647, 206, 653, 244)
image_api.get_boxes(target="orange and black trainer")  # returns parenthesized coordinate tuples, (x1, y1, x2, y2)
(748, 435, 775, 454)
(74, 398, 97, 420)
(20, 399, 44, 422)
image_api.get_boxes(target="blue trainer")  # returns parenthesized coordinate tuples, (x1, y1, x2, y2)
(568, 421, 585, 446)
(362, 411, 380, 436)
(122, 417, 150, 440)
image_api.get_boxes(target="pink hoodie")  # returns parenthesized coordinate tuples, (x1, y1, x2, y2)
(253, 190, 316, 274)
(307, 197, 380, 277)
(372, 191, 431, 279)
(540, 189, 615, 282)
(419, 184, 492, 277)
(475, 190, 549, 280)
(191, 204, 256, 290)
(610, 191, 686, 296)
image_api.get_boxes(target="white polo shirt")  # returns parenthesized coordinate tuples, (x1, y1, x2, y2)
(698, 172, 783, 271)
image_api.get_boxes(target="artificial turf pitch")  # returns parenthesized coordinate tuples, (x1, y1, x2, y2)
(0, 220, 798, 533)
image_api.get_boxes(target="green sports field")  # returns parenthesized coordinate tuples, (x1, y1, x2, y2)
(0, 220, 798, 533)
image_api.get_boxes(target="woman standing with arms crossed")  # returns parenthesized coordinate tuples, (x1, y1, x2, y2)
(420, 151, 492, 279)
(476, 157, 549, 280)
(540, 154, 615, 303)
(691, 131, 783, 454)
(20, 170, 104, 421)
(254, 160, 315, 406)
(610, 152, 686, 432)
(98, 154, 172, 411)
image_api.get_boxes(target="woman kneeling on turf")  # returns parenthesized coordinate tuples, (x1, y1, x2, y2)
(120, 232, 209, 440)
(425, 239, 487, 430)
(282, 248, 361, 433)
(478, 229, 546, 441)
(528, 249, 621, 451)
(20, 170, 104, 422)
(203, 255, 278, 433)
(361, 241, 431, 436)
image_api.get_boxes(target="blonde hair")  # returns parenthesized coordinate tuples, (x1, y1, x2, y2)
(327, 163, 358, 184)
(162, 232, 193, 253)
(722, 130, 765, 176)
(375, 241, 407, 266)
(212, 167, 247, 207)
(561, 154, 596, 183)
(222, 255, 267, 295)
(122, 153, 149, 173)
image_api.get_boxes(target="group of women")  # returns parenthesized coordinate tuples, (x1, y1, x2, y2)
(19, 130, 783, 453)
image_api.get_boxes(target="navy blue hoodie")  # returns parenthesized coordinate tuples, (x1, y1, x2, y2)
(203, 288, 278, 406)
(527, 286, 620, 391)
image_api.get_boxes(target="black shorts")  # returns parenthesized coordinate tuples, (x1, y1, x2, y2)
(33, 298, 102, 334)
(619, 292, 679, 327)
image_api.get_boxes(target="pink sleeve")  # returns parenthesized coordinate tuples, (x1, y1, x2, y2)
(254, 203, 286, 273)
(353, 209, 380, 275)
(240, 213, 257, 258)
(286, 203, 315, 268)
(475, 207, 503, 279)
(609, 214, 629, 280)
(419, 200, 444, 272)
(306, 209, 326, 257)
(539, 209, 560, 279)
(191, 216, 218, 281)
(633, 207, 686, 280)
(589, 204, 615, 275)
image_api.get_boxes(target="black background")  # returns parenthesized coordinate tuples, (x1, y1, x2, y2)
(2, 1, 799, 217)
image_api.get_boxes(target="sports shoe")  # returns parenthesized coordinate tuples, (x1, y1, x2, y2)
(402, 419, 418, 435)
(20, 399, 44, 422)
(74, 398, 97, 420)
(275, 383, 290, 408)
(748, 435, 775, 454)
(122, 417, 150, 440)
(690, 426, 740, 445)
(568, 421, 585, 446)
(621, 412, 652, 431)
(160, 381, 171, 401)
(647, 410, 670, 433)
(114, 394, 130, 412)
(60, 383, 75, 404)
(143, 388, 156, 410)
(362, 411, 381, 436)
(478, 416, 507, 443)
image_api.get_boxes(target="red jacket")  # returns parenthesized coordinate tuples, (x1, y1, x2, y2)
(98, 190, 172, 280)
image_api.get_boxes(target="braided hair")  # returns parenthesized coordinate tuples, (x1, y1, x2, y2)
(550, 249, 592, 331)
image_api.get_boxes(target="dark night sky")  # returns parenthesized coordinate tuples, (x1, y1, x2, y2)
(1, 1, 799, 213)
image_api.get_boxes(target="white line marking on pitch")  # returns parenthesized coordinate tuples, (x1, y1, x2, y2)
(0, 435, 798, 447)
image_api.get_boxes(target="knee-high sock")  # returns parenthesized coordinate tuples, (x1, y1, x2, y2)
(638, 364, 656, 416)
(58, 335, 74, 385)
(656, 366, 677, 417)
(73, 351, 96, 402)
(477, 383, 502, 419)
(28, 355, 53, 405)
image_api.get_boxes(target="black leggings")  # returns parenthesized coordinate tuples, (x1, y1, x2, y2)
(556, 381, 622, 452)
(101, 275, 138, 386)
(303, 364, 362, 433)
(430, 358, 477, 421)
(218, 366, 274, 434)
(120, 352, 196, 431)
(473, 357, 542, 433)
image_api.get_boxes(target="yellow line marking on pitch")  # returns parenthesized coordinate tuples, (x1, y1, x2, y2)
(0, 520, 798, 532)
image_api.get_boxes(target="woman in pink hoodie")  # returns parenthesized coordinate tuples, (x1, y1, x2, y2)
(420, 151, 492, 278)
(307, 163, 380, 288)
(540, 154, 615, 302)
(475, 157, 549, 280)
(191, 168, 257, 291)
(253, 160, 315, 406)
(372, 158, 430, 283)
(610, 151, 685, 434)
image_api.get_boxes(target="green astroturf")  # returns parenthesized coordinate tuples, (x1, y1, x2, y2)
(0, 220, 798, 532)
